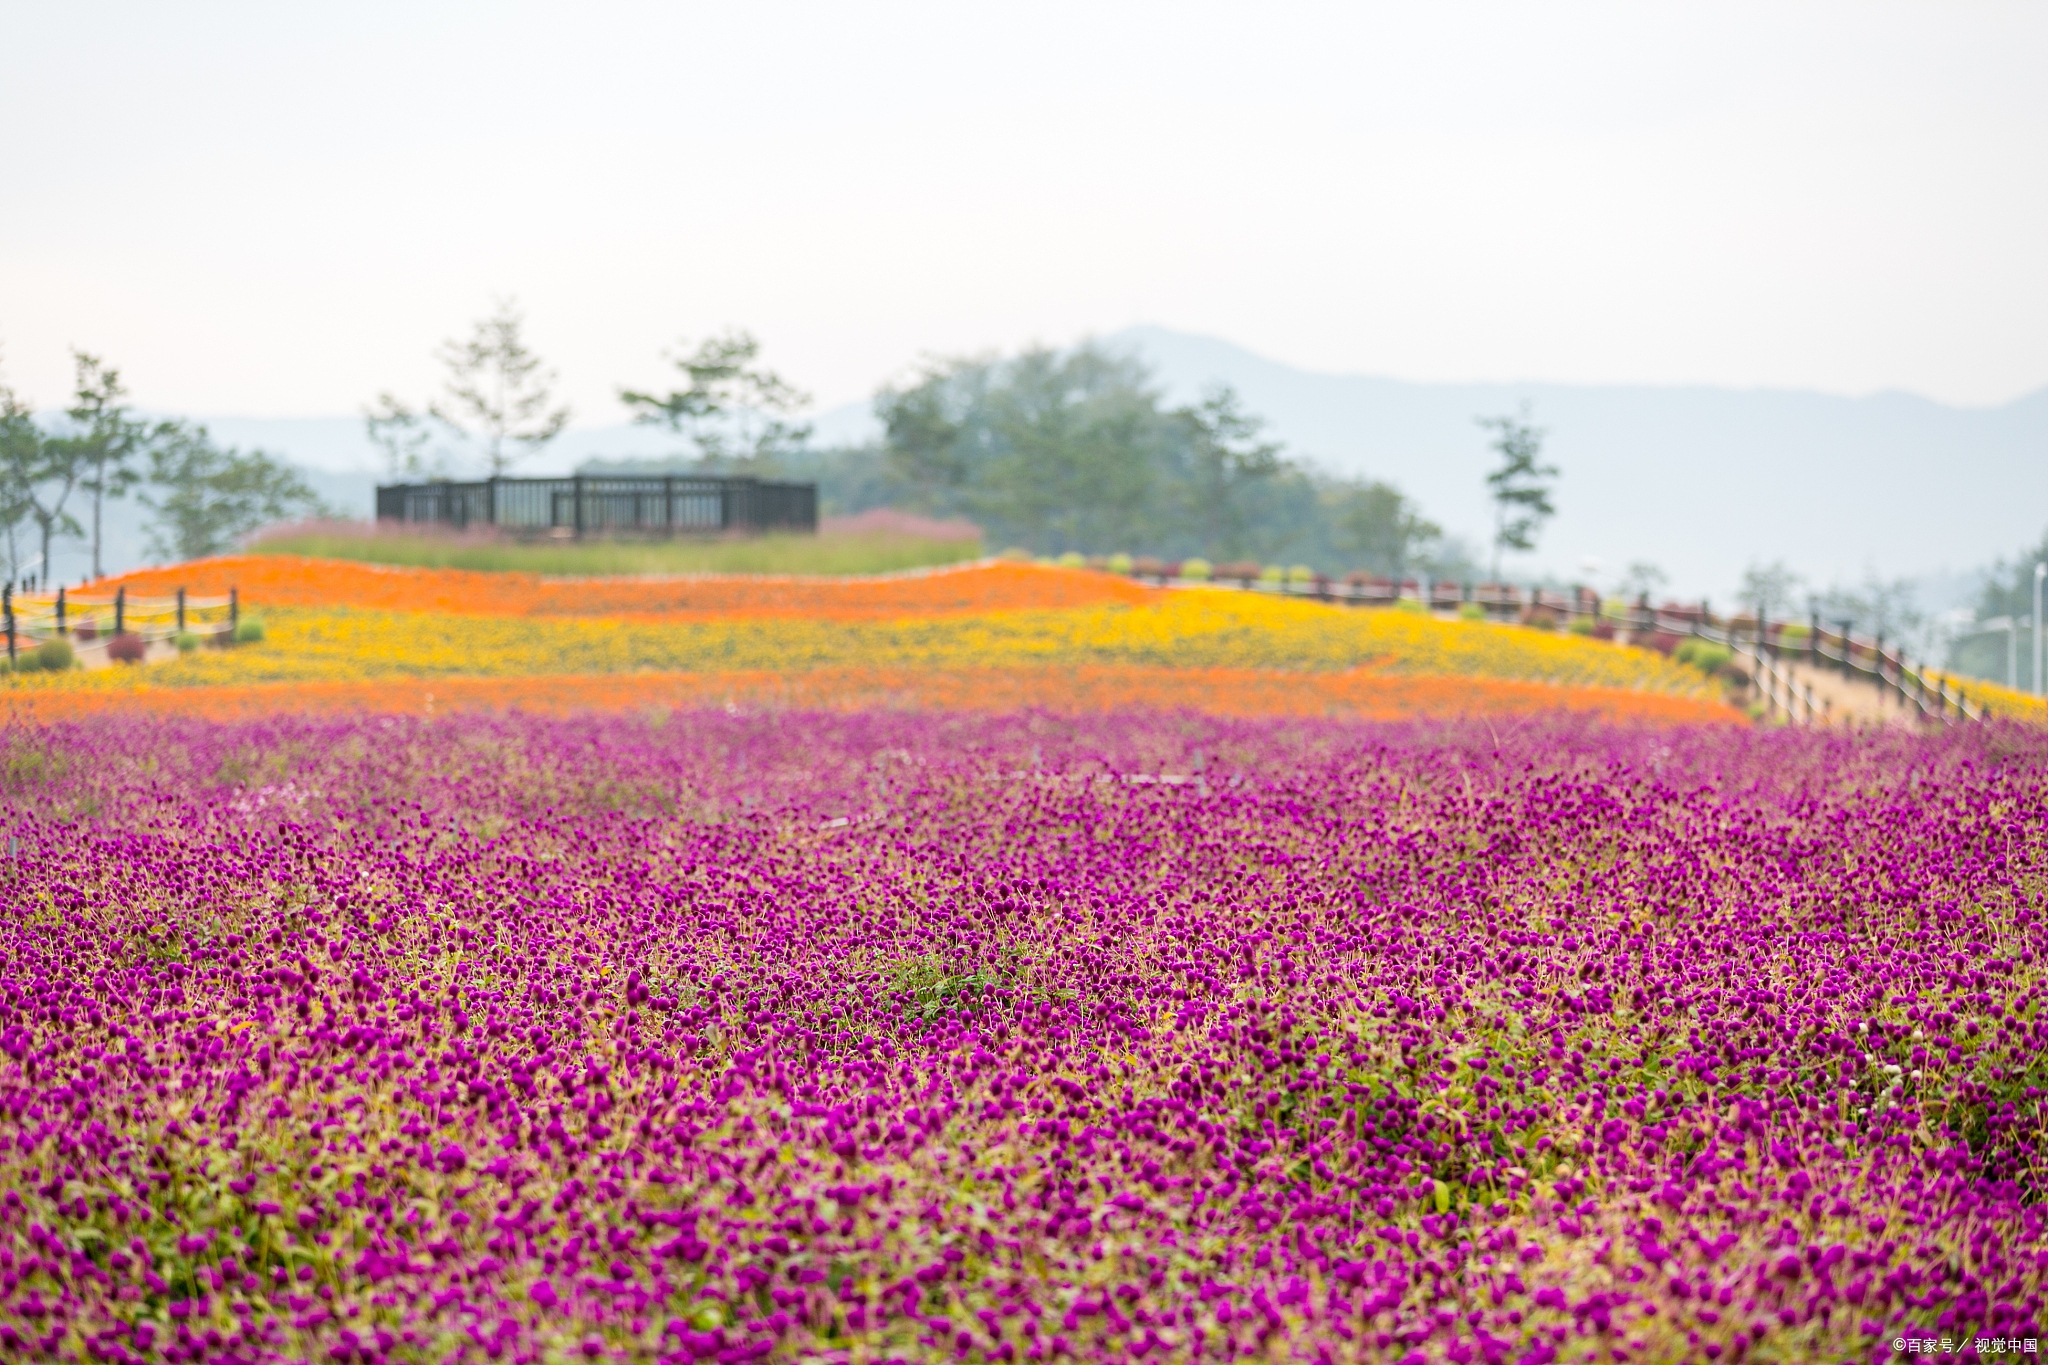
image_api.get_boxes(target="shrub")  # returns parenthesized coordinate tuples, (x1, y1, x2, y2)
(233, 618, 266, 644)
(998, 546, 1033, 561)
(1106, 553, 1133, 575)
(175, 632, 203, 653)
(1056, 552, 1085, 569)
(1286, 565, 1316, 584)
(1213, 561, 1262, 583)
(1395, 598, 1428, 615)
(1674, 638, 1731, 674)
(1458, 602, 1488, 622)
(73, 624, 97, 642)
(1522, 612, 1557, 631)
(1566, 616, 1595, 635)
(1179, 558, 1212, 581)
(33, 639, 74, 671)
(107, 632, 147, 663)
(1258, 565, 1284, 584)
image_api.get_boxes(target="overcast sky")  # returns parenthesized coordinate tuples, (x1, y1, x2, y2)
(3, 1, 2044, 421)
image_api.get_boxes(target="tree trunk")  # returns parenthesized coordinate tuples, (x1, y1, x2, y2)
(92, 455, 103, 580)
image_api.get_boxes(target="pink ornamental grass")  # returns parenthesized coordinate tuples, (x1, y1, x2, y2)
(0, 710, 2042, 1362)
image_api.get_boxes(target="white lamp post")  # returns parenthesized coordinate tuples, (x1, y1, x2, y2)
(1970, 617, 2019, 688)
(2035, 563, 2045, 698)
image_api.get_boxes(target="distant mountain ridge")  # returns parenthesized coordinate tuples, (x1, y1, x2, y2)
(1090, 327, 2048, 605)
(44, 328, 2046, 602)
(800, 326, 2046, 601)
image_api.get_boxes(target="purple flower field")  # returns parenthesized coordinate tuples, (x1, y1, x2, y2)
(0, 710, 2044, 1363)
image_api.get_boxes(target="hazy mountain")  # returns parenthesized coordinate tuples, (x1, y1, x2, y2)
(795, 327, 2046, 606)
(40, 329, 2047, 609)
(1093, 327, 2046, 607)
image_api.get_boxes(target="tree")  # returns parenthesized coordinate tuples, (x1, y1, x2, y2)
(367, 299, 571, 480)
(141, 423, 322, 561)
(1819, 574, 1923, 644)
(1477, 404, 1556, 581)
(13, 400, 86, 586)
(1969, 527, 2048, 623)
(1952, 526, 2048, 688)
(1173, 385, 1285, 559)
(875, 345, 1167, 554)
(619, 329, 812, 470)
(1738, 559, 1803, 620)
(64, 352, 152, 580)
(0, 381, 47, 584)
(363, 392, 443, 480)
(1322, 478, 1441, 579)
(366, 301, 571, 479)
(867, 341, 1461, 568)
(1619, 560, 1668, 604)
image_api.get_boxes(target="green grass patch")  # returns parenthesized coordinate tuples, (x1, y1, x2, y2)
(252, 530, 985, 577)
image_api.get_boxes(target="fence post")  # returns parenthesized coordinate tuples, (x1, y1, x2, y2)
(1874, 632, 1886, 695)
(573, 475, 586, 540)
(230, 587, 239, 634)
(1809, 609, 1819, 670)
(115, 586, 125, 636)
(664, 476, 676, 538)
(56, 587, 65, 638)
(176, 588, 186, 634)
(4, 585, 11, 666)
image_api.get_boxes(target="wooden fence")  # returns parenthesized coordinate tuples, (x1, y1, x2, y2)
(1153, 571, 1990, 726)
(2, 585, 238, 664)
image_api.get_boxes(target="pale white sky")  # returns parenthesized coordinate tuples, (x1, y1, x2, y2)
(2, 0, 2044, 419)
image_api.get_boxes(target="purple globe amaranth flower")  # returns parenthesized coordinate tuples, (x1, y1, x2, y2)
(0, 709, 2040, 1361)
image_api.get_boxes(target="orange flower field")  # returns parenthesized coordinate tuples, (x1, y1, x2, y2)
(105, 555, 1156, 621)
(0, 662, 1735, 725)
(12, 554, 1735, 725)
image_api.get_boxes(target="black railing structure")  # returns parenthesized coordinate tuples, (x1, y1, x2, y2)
(1119, 568, 1993, 726)
(374, 476, 817, 538)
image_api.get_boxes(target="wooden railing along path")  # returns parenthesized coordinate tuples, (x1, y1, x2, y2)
(2, 585, 238, 665)
(1144, 570, 1990, 726)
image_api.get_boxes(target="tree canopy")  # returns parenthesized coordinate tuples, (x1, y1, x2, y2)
(140, 424, 323, 561)
(866, 344, 1450, 573)
(366, 299, 570, 478)
(1478, 404, 1556, 581)
(619, 329, 812, 471)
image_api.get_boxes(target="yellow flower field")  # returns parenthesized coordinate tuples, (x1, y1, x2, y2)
(2, 588, 1708, 697)
(1925, 670, 2048, 724)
